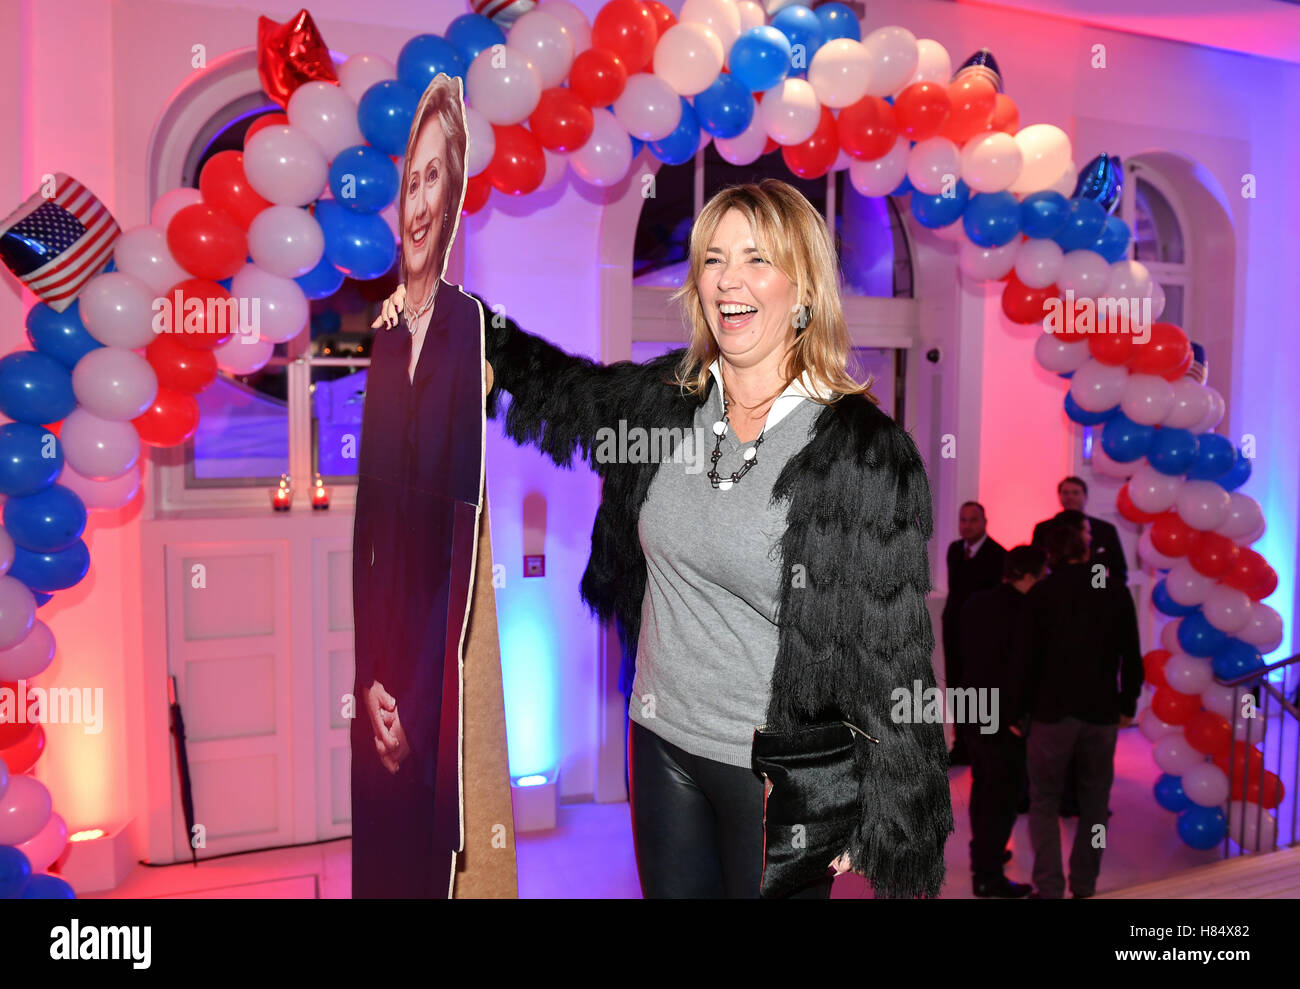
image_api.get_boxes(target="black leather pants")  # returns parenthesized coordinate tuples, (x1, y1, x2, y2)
(628, 719, 833, 899)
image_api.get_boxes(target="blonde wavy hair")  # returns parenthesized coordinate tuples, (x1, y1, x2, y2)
(398, 73, 468, 285)
(668, 178, 876, 406)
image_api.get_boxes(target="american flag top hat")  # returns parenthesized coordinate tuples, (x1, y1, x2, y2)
(0, 173, 120, 313)
(1186, 341, 1208, 385)
(472, 0, 535, 29)
(952, 49, 1003, 94)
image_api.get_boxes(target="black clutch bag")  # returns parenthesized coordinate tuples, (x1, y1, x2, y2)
(752, 720, 878, 899)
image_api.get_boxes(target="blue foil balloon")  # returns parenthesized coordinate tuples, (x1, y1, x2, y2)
(20, 873, 76, 899)
(358, 79, 420, 157)
(1188, 433, 1235, 481)
(0, 846, 32, 898)
(0, 352, 77, 426)
(1154, 774, 1192, 812)
(396, 34, 467, 91)
(770, 6, 824, 70)
(1091, 215, 1131, 263)
(1218, 450, 1252, 491)
(0, 423, 63, 497)
(1100, 411, 1154, 462)
(1020, 190, 1069, 239)
(963, 191, 1021, 247)
(1063, 392, 1116, 426)
(693, 72, 754, 138)
(1148, 427, 1199, 475)
(1178, 611, 1228, 658)
(446, 14, 505, 66)
(9, 539, 90, 592)
(3, 483, 87, 553)
(729, 26, 792, 92)
(1211, 638, 1263, 680)
(295, 255, 346, 300)
(329, 145, 400, 214)
(1152, 580, 1199, 617)
(1073, 153, 1123, 215)
(814, 2, 861, 42)
(24, 301, 103, 370)
(1053, 197, 1107, 251)
(910, 181, 970, 228)
(1177, 805, 1226, 850)
(649, 98, 701, 166)
(315, 200, 398, 281)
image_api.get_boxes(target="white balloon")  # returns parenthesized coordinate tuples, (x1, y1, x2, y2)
(1203, 585, 1254, 635)
(1192, 386, 1225, 433)
(1045, 159, 1078, 198)
(1010, 124, 1072, 194)
(736, 0, 766, 33)
(1139, 705, 1181, 742)
(1164, 653, 1214, 695)
(1215, 493, 1263, 541)
(1176, 480, 1231, 531)
(861, 26, 918, 96)
(57, 460, 140, 511)
(905, 38, 951, 87)
(338, 53, 396, 103)
(214, 334, 274, 377)
(1164, 558, 1217, 607)
(757, 77, 820, 144)
(653, 22, 725, 97)
(466, 46, 542, 126)
(59, 407, 141, 480)
(680, 0, 742, 54)
(1014, 239, 1064, 289)
(1200, 683, 1235, 718)
(0, 528, 11, 575)
(807, 39, 871, 108)
(1182, 762, 1230, 808)
(247, 206, 324, 279)
(509, 9, 576, 89)
(569, 108, 633, 187)
(1161, 618, 1183, 653)
(614, 72, 683, 141)
(243, 126, 329, 207)
(77, 271, 158, 349)
(150, 187, 203, 231)
(1069, 359, 1128, 413)
(831, 147, 852, 172)
(0, 577, 36, 651)
(1147, 280, 1167, 321)
(1164, 379, 1213, 430)
(465, 107, 496, 178)
(1152, 731, 1203, 775)
(71, 346, 158, 420)
(1105, 259, 1152, 300)
(537, 147, 568, 191)
(539, 0, 592, 53)
(0, 619, 55, 680)
(1128, 461, 1184, 514)
(960, 132, 1023, 193)
(230, 264, 309, 345)
(1237, 603, 1283, 653)
(1092, 443, 1134, 479)
(1121, 373, 1175, 426)
(287, 81, 363, 161)
(1057, 250, 1111, 300)
(715, 99, 767, 165)
(906, 137, 960, 195)
(1227, 800, 1278, 853)
(848, 138, 909, 197)
(1138, 527, 1177, 571)
(1034, 333, 1090, 374)
(959, 239, 1019, 280)
(112, 225, 189, 296)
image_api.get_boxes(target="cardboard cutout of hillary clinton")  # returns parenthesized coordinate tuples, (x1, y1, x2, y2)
(350, 73, 515, 899)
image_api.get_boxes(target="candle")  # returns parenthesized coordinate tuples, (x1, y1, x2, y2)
(271, 474, 292, 511)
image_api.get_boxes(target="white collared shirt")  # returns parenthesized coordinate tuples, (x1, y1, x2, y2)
(707, 359, 835, 433)
(964, 534, 987, 558)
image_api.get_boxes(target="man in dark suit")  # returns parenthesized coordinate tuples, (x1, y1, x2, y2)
(959, 544, 1046, 898)
(1024, 524, 1143, 899)
(1032, 476, 1128, 585)
(942, 501, 1007, 765)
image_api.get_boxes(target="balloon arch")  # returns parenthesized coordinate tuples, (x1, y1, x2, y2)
(0, 2, 1286, 896)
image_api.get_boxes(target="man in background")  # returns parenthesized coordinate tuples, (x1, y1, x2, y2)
(1032, 476, 1128, 585)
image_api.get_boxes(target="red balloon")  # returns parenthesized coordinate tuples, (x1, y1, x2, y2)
(781, 106, 838, 179)
(0, 722, 44, 775)
(1117, 484, 1161, 524)
(1150, 685, 1201, 726)
(1150, 512, 1199, 558)
(256, 9, 338, 108)
(1001, 273, 1058, 325)
(836, 95, 897, 161)
(1088, 327, 1135, 366)
(530, 88, 595, 152)
(569, 48, 627, 107)
(1130, 322, 1190, 376)
(1143, 649, 1171, 689)
(462, 171, 492, 215)
(1184, 709, 1231, 757)
(161, 278, 235, 350)
(146, 333, 219, 394)
(0, 681, 36, 749)
(991, 93, 1019, 134)
(1188, 531, 1240, 578)
(198, 151, 273, 230)
(1213, 744, 1264, 780)
(940, 76, 996, 144)
(487, 125, 546, 196)
(892, 82, 951, 141)
(762, 136, 779, 155)
(167, 203, 247, 281)
(1230, 770, 1285, 809)
(1222, 548, 1277, 600)
(132, 387, 201, 447)
(642, 0, 677, 38)
(1161, 346, 1195, 382)
(591, 0, 659, 74)
(245, 112, 289, 145)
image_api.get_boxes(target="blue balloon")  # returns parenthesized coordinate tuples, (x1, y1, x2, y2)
(445, 14, 504, 66)
(1053, 197, 1107, 251)
(1212, 638, 1264, 680)
(814, 2, 861, 42)
(9, 539, 90, 592)
(0, 846, 33, 898)
(4, 484, 86, 553)
(1178, 611, 1228, 658)
(295, 255, 346, 300)
(693, 72, 754, 138)
(1073, 152, 1123, 214)
(397, 34, 467, 93)
(1154, 774, 1192, 812)
(329, 145, 400, 214)
(1020, 191, 1069, 239)
(102, 258, 115, 274)
(34, 590, 54, 607)
(1148, 427, 1199, 475)
(729, 26, 792, 92)
(0, 423, 62, 497)
(1218, 449, 1252, 491)
(0, 352, 76, 425)
(963, 191, 1021, 247)
(24, 301, 103, 370)
(1091, 215, 1131, 263)
(1152, 580, 1199, 617)
(358, 79, 420, 157)
(1188, 433, 1235, 481)
(217, 276, 233, 291)
(1100, 410, 1154, 462)
(910, 181, 970, 229)
(770, 6, 824, 68)
(630, 135, 644, 159)
(20, 873, 76, 899)
(890, 175, 913, 197)
(1177, 805, 1226, 850)
(1063, 391, 1115, 426)
(649, 98, 701, 166)
(315, 200, 398, 281)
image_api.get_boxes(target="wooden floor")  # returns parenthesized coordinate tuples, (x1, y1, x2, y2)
(1098, 844, 1300, 899)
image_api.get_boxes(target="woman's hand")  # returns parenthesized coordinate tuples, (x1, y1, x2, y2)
(370, 283, 407, 329)
(829, 851, 853, 876)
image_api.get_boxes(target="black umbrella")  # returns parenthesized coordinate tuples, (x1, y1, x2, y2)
(167, 675, 198, 866)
